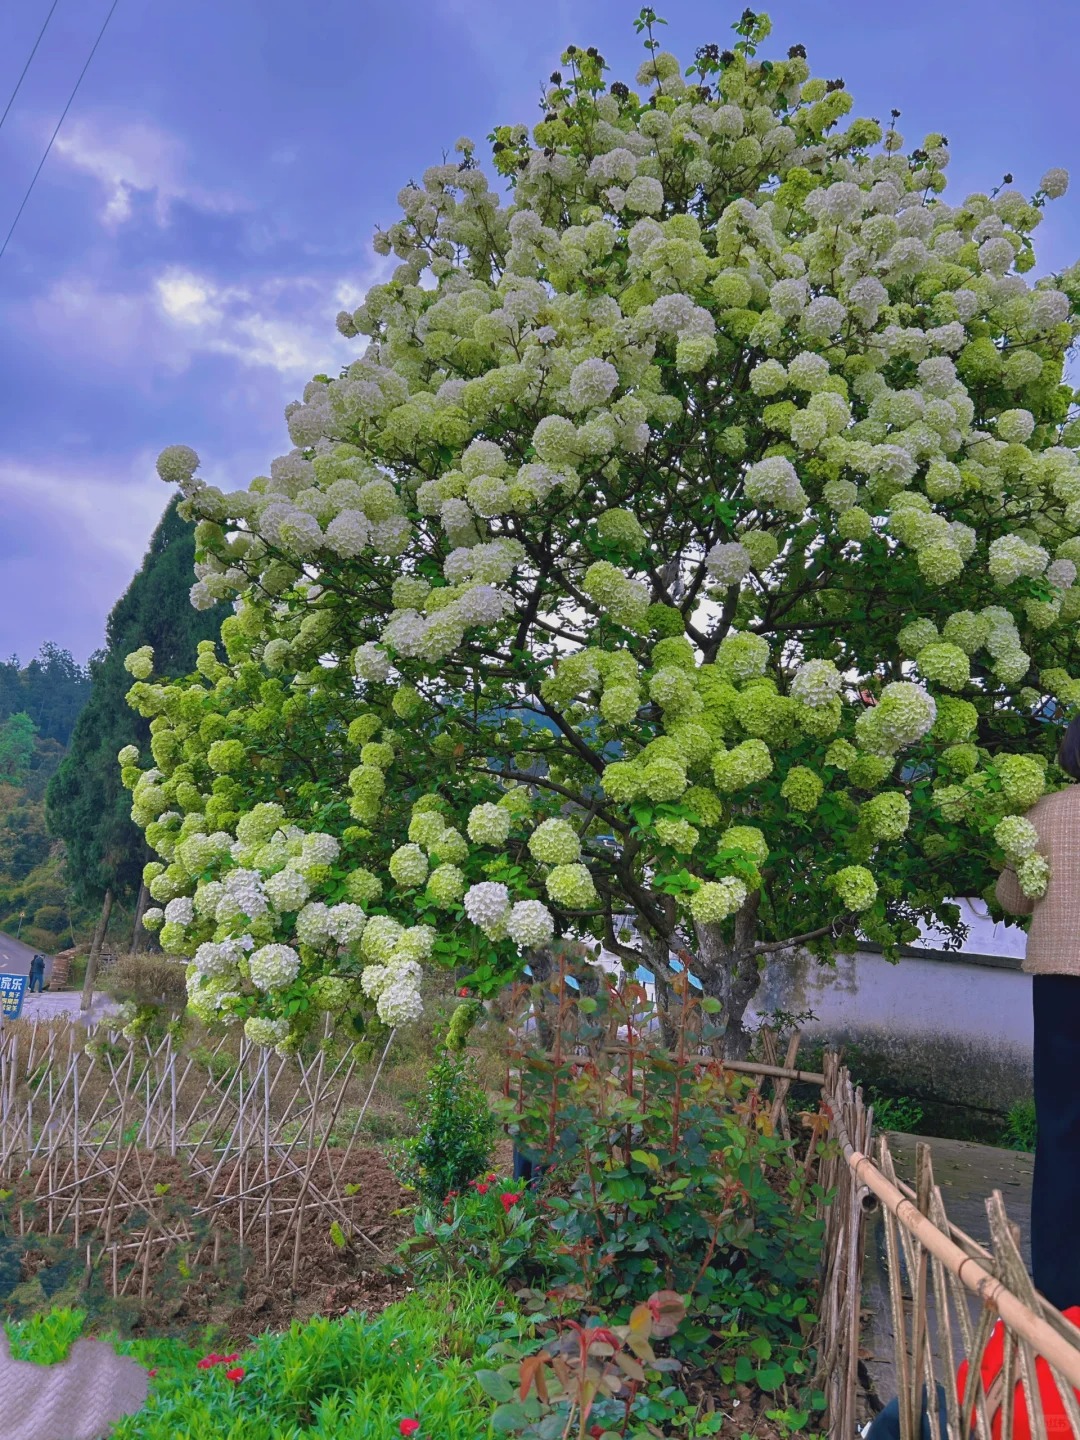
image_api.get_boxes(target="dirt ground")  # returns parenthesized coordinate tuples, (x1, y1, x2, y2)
(1, 1146, 415, 1346)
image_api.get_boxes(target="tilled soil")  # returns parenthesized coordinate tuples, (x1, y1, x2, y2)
(1, 1146, 414, 1346)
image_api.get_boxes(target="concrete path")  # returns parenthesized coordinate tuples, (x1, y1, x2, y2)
(861, 1132, 1034, 1406)
(14, 991, 120, 1024)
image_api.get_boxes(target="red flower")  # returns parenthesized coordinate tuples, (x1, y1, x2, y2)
(457, 987, 469, 997)
(225, 1366, 245, 1383)
(499, 1192, 522, 1213)
(486, 1173, 497, 1182)
(197, 1351, 241, 1371)
(589, 1427, 605, 1439)
(475, 1183, 489, 1195)
(399, 1421, 421, 1437)
(147, 1369, 157, 1379)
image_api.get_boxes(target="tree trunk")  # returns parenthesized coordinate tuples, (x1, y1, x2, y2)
(693, 891, 763, 1061)
(639, 929, 680, 1049)
(81, 888, 113, 1013)
(130, 881, 149, 955)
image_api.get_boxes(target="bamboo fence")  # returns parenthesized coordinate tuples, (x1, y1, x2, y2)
(0, 1021, 394, 1295)
(816, 1054, 1080, 1440)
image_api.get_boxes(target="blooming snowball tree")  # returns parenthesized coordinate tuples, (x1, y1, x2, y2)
(127, 10, 1080, 1055)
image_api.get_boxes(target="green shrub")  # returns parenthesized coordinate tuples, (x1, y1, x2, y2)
(32, 904, 68, 934)
(103, 953, 189, 1009)
(399, 1174, 553, 1285)
(1003, 1098, 1037, 1152)
(390, 1050, 498, 1207)
(500, 979, 826, 1402)
(867, 1089, 925, 1134)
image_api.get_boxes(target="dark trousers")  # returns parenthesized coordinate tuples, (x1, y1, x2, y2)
(28, 973, 43, 993)
(1032, 975, 1080, 1310)
(866, 1387, 948, 1439)
(512, 1146, 547, 1188)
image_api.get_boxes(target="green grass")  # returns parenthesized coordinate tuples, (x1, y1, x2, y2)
(1002, 1098, 1037, 1152)
(7, 1276, 508, 1439)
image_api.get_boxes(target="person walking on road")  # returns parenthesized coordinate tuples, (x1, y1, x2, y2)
(28, 953, 45, 994)
(995, 714, 1080, 1311)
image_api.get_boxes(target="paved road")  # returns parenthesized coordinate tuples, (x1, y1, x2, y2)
(0, 929, 47, 970)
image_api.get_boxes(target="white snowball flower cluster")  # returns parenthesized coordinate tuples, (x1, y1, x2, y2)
(249, 943, 301, 991)
(464, 881, 511, 936)
(156, 444, 200, 486)
(506, 899, 555, 948)
(466, 803, 512, 846)
(164, 897, 194, 926)
(790, 660, 844, 708)
(222, 869, 268, 919)
(360, 955, 424, 1025)
(192, 941, 240, 980)
(354, 643, 392, 683)
(265, 867, 310, 911)
(706, 542, 752, 585)
(744, 456, 808, 514)
(327, 902, 367, 945)
(294, 901, 332, 946)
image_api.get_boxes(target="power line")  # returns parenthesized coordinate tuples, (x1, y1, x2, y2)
(0, 0, 63, 137)
(0, 0, 120, 262)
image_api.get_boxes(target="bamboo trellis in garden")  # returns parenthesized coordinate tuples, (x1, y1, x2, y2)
(816, 1055, 1080, 1440)
(0, 1021, 394, 1294)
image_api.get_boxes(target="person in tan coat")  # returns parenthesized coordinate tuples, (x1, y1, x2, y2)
(995, 720, 1080, 1311)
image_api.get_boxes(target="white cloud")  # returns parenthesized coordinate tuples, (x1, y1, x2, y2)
(25, 258, 392, 381)
(0, 451, 170, 568)
(150, 266, 375, 376)
(51, 113, 244, 228)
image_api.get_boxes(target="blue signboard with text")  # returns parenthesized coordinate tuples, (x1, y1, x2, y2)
(0, 974, 27, 1019)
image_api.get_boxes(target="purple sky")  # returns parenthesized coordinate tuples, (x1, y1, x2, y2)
(2, 0, 1079, 663)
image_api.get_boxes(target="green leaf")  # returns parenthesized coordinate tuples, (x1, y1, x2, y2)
(755, 1360, 787, 1391)
(475, 1369, 516, 1402)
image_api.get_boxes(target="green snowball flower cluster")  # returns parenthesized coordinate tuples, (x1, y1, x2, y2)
(688, 877, 748, 924)
(712, 740, 773, 793)
(641, 758, 689, 802)
(780, 766, 824, 813)
(655, 818, 699, 852)
(467, 802, 513, 846)
(719, 825, 769, 865)
(389, 843, 429, 888)
(124, 646, 154, 680)
(528, 818, 581, 865)
(996, 754, 1046, 811)
(859, 792, 911, 842)
(916, 643, 971, 692)
(994, 815, 1040, 862)
(545, 863, 599, 910)
(426, 863, 466, 909)
(1016, 853, 1051, 898)
(596, 507, 646, 551)
(829, 866, 878, 912)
